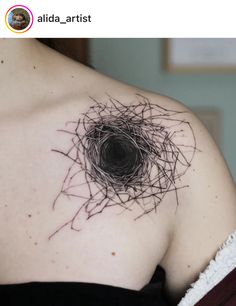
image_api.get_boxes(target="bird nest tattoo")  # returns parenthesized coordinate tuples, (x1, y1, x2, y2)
(49, 94, 197, 239)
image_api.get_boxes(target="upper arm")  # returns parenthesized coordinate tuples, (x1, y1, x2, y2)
(158, 102, 236, 302)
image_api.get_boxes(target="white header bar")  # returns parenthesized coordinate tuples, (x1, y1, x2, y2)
(0, 0, 236, 37)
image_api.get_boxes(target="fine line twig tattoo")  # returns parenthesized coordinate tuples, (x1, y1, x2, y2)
(48, 94, 197, 239)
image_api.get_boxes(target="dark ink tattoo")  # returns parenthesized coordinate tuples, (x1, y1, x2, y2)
(49, 94, 197, 239)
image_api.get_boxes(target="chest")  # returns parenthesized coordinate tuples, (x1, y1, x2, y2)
(0, 113, 172, 287)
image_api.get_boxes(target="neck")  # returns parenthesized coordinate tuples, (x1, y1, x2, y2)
(0, 38, 36, 50)
(0, 39, 93, 115)
(0, 38, 91, 83)
(0, 38, 41, 68)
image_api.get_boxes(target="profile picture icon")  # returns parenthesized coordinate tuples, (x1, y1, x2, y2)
(5, 5, 34, 33)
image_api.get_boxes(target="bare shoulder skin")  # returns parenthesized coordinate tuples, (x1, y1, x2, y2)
(0, 39, 235, 303)
(159, 95, 236, 303)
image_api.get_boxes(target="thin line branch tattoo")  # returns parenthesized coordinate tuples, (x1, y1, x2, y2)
(48, 94, 197, 239)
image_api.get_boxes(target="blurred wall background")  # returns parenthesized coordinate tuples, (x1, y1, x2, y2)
(89, 38, 236, 181)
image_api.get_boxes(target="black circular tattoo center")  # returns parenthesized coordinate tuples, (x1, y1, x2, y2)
(99, 135, 142, 177)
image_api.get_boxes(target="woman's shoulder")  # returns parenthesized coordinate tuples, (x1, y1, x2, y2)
(142, 92, 236, 302)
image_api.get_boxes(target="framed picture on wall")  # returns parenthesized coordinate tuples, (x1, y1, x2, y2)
(164, 38, 236, 73)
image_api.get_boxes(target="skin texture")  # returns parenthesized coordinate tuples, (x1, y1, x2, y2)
(0, 39, 236, 304)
